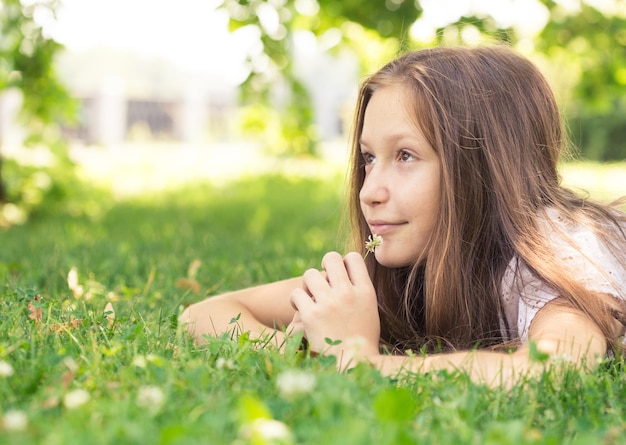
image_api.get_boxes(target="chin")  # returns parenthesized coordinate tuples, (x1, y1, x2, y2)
(375, 253, 412, 269)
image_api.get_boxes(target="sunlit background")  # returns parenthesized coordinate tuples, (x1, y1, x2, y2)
(48, 0, 550, 80)
(1, 0, 625, 204)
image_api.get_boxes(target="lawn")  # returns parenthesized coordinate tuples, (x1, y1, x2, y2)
(0, 159, 625, 444)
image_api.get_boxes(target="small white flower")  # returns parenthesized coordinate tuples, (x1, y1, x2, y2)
(364, 234, 383, 257)
(136, 385, 165, 410)
(276, 369, 316, 399)
(2, 410, 28, 431)
(0, 360, 14, 378)
(146, 354, 163, 365)
(216, 357, 235, 370)
(239, 418, 293, 444)
(132, 355, 147, 368)
(63, 389, 90, 409)
(62, 357, 78, 373)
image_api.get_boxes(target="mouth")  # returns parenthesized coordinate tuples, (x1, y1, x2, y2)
(367, 220, 406, 235)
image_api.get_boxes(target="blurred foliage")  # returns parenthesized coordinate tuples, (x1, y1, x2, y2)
(0, 0, 73, 124)
(221, 0, 422, 156)
(0, 0, 77, 227)
(220, 0, 626, 161)
(536, 1, 626, 161)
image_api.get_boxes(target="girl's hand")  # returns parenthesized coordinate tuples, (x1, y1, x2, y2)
(288, 251, 381, 368)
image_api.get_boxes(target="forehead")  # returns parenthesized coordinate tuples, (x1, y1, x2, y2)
(360, 84, 419, 140)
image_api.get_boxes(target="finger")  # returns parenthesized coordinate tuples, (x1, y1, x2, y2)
(321, 251, 351, 287)
(288, 322, 304, 335)
(287, 312, 304, 335)
(291, 310, 302, 324)
(302, 268, 330, 301)
(343, 251, 373, 287)
(290, 287, 316, 312)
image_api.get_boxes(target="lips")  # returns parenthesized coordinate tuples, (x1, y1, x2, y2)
(367, 220, 406, 235)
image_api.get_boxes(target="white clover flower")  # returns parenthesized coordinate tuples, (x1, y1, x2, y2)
(0, 360, 14, 378)
(276, 369, 316, 399)
(63, 389, 90, 409)
(364, 234, 383, 258)
(2, 410, 28, 431)
(146, 354, 163, 366)
(132, 355, 147, 368)
(136, 385, 165, 410)
(238, 418, 294, 444)
(216, 357, 235, 370)
(62, 356, 78, 373)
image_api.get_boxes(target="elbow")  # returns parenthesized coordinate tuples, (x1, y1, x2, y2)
(178, 301, 205, 343)
(178, 304, 195, 334)
(521, 338, 604, 372)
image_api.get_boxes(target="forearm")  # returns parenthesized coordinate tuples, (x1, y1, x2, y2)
(364, 338, 605, 388)
(362, 300, 610, 387)
(180, 277, 300, 346)
(180, 296, 286, 346)
(365, 349, 533, 387)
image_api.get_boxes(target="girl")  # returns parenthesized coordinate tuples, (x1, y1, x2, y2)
(180, 45, 626, 386)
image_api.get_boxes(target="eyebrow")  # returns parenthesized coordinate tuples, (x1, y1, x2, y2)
(359, 131, 421, 148)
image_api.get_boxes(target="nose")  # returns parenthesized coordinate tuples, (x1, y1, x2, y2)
(359, 165, 390, 207)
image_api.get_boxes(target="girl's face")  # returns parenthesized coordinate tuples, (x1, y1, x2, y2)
(359, 84, 441, 268)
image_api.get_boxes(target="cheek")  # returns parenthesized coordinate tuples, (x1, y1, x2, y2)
(421, 174, 441, 220)
(402, 186, 436, 219)
(404, 179, 440, 237)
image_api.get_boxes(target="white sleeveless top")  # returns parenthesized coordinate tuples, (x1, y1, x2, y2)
(500, 208, 626, 342)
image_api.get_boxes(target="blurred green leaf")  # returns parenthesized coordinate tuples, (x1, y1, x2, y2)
(373, 387, 417, 422)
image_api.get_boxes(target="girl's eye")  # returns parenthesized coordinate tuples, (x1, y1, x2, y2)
(361, 152, 376, 166)
(399, 150, 416, 162)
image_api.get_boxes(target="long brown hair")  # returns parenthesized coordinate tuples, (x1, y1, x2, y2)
(346, 45, 626, 352)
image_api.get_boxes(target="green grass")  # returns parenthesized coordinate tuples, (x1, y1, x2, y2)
(1, 163, 625, 444)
